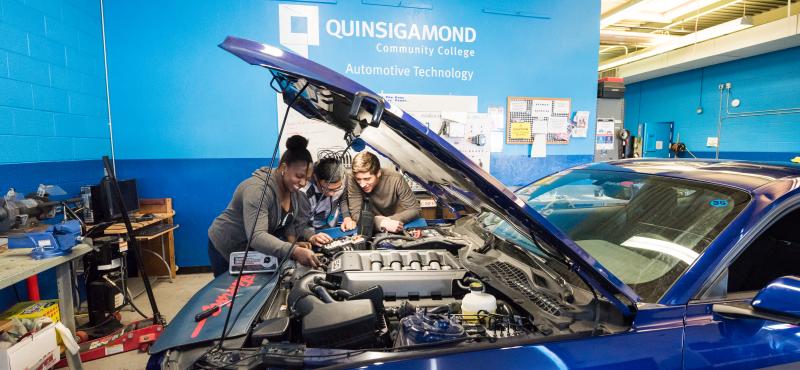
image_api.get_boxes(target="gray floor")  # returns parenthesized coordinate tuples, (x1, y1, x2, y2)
(82, 273, 214, 370)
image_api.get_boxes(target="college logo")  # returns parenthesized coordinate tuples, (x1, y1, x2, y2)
(278, 4, 319, 57)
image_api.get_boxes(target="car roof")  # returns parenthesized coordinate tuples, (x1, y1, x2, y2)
(573, 159, 800, 192)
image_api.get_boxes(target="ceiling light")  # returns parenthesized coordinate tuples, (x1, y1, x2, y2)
(599, 16, 754, 71)
(600, 29, 676, 46)
(600, 0, 654, 29)
(662, 0, 722, 21)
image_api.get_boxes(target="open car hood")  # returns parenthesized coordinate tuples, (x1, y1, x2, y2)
(219, 36, 639, 316)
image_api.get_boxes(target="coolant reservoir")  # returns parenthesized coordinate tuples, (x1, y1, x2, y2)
(461, 282, 496, 323)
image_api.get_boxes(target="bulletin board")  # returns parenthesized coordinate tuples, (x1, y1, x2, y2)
(506, 96, 572, 144)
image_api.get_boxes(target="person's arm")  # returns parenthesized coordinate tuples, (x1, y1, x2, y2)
(345, 177, 363, 222)
(242, 185, 293, 260)
(293, 194, 316, 241)
(339, 174, 351, 219)
(387, 175, 421, 223)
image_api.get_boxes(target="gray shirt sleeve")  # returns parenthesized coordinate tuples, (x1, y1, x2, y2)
(242, 184, 293, 260)
(345, 176, 364, 222)
(340, 175, 352, 219)
(292, 193, 316, 240)
(376, 175, 420, 225)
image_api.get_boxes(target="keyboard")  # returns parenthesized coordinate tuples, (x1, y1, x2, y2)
(134, 223, 178, 237)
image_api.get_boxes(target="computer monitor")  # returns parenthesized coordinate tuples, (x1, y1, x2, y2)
(89, 178, 139, 222)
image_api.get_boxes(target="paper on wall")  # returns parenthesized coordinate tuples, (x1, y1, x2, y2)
(488, 106, 505, 130)
(572, 111, 589, 138)
(490, 131, 504, 152)
(447, 122, 466, 138)
(510, 122, 532, 140)
(509, 100, 528, 113)
(553, 100, 570, 115)
(547, 116, 569, 134)
(532, 100, 552, 118)
(530, 134, 547, 158)
(595, 119, 615, 150)
(532, 118, 548, 134)
(382, 93, 478, 112)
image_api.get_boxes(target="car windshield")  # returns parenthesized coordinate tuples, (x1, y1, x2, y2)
(515, 169, 750, 302)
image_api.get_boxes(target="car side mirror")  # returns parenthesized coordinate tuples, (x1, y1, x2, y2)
(713, 276, 800, 325)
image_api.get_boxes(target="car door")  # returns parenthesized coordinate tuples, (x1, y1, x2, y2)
(683, 297, 800, 369)
(683, 202, 800, 369)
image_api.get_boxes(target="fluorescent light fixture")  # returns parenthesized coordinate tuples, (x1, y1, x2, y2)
(600, 0, 654, 29)
(599, 16, 754, 71)
(621, 236, 700, 265)
(664, 0, 744, 30)
(600, 29, 676, 46)
(662, 0, 725, 21)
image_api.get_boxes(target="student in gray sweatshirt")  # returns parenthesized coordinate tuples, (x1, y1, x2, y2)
(341, 151, 420, 234)
(207, 136, 332, 276)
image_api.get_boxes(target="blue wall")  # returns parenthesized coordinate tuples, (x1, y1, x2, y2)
(0, 0, 110, 310)
(624, 46, 800, 161)
(100, 0, 601, 267)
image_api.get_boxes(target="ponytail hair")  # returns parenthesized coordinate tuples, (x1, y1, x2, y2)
(280, 135, 312, 166)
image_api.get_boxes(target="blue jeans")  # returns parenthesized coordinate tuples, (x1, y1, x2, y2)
(207, 239, 229, 277)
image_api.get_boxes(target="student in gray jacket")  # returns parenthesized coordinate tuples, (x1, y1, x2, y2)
(341, 151, 420, 234)
(207, 136, 332, 276)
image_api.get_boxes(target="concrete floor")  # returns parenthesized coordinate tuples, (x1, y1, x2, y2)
(82, 273, 214, 370)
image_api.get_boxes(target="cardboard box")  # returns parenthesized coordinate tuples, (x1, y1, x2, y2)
(1, 300, 62, 346)
(0, 322, 59, 370)
(0, 300, 60, 323)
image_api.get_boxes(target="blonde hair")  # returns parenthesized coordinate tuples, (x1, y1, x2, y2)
(352, 151, 380, 175)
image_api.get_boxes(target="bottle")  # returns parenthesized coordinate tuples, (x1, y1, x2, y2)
(461, 281, 497, 323)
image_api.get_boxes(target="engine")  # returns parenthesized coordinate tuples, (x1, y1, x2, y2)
(247, 226, 546, 352)
(326, 250, 467, 298)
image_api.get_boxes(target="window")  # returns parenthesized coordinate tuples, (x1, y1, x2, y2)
(516, 169, 750, 302)
(727, 207, 800, 294)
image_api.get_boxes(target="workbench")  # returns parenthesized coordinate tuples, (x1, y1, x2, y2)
(102, 198, 178, 282)
(0, 243, 92, 370)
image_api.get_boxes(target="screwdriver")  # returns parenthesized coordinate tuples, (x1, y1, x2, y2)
(194, 295, 240, 322)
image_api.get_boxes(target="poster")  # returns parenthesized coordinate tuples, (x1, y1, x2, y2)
(488, 106, 505, 131)
(595, 119, 615, 150)
(547, 116, 570, 144)
(572, 111, 589, 138)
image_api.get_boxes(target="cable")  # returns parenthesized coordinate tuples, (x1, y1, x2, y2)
(103, 275, 148, 319)
(216, 80, 310, 352)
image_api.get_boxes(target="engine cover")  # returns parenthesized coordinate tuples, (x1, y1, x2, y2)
(327, 250, 466, 298)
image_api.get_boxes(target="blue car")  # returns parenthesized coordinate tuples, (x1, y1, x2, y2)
(148, 36, 800, 369)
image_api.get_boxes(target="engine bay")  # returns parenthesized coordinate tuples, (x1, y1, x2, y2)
(242, 222, 624, 354)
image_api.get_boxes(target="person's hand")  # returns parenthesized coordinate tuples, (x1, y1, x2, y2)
(291, 243, 320, 268)
(341, 217, 357, 231)
(309, 232, 333, 247)
(380, 218, 403, 233)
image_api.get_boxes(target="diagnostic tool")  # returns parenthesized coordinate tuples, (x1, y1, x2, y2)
(229, 251, 278, 275)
